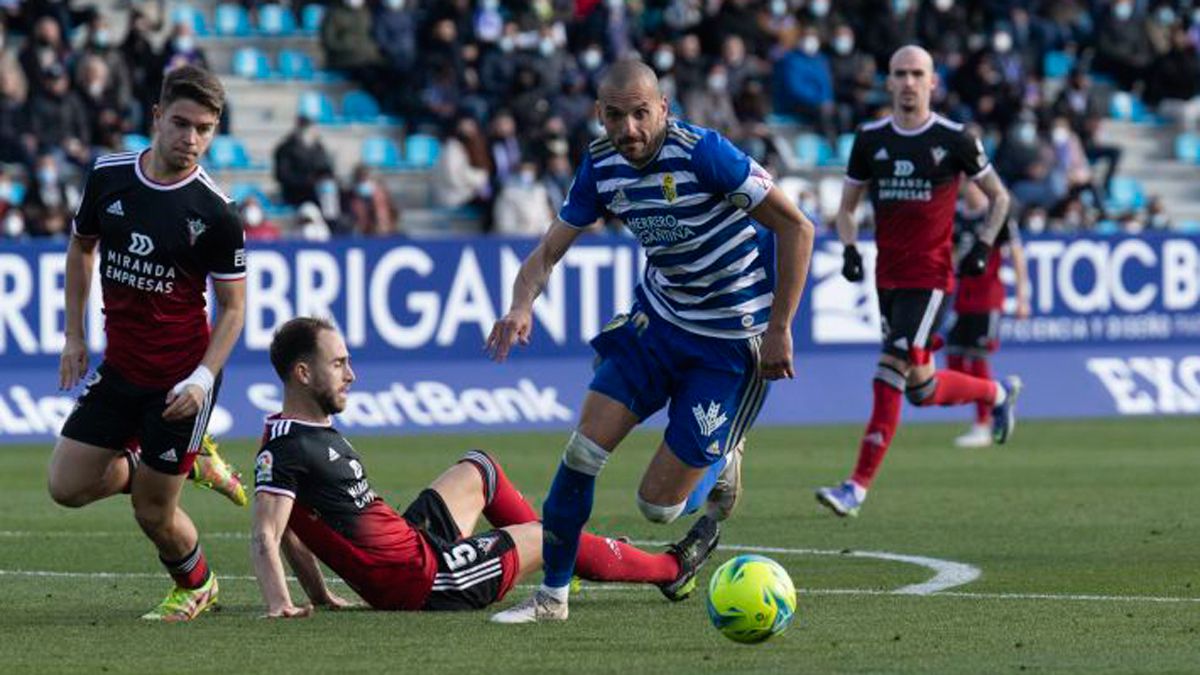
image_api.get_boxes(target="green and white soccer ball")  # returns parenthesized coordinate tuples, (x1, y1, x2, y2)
(706, 554, 797, 644)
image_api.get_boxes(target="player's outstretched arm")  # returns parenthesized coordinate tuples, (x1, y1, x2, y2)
(749, 186, 816, 380)
(59, 235, 98, 390)
(163, 278, 246, 420)
(281, 528, 352, 610)
(251, 492, 312, 618)
(486, 219, 582, 362)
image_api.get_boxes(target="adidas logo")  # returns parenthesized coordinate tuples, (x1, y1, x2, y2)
(328, 447, 340, 462)
(106, 200, 124, 216)
(893, 336, 910, 351)
(874, 147, 889, 161)
(160, 448, 178, 462)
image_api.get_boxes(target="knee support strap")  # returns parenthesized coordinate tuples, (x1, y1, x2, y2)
(562, 431, 609, 477)
(906, 377, 937, 405)
(636, 494, 687, 524)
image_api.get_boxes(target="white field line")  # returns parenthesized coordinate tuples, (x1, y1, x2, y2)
(1, 532, 1196, 604)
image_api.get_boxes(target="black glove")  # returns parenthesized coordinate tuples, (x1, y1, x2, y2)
(958, 240, 992, 277)
(841, 244, 864, 282)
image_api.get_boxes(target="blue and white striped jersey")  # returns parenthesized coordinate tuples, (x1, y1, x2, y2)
(559, 120, 775, 339)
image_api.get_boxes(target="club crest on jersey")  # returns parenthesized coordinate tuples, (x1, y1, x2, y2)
(186, 218, 207, 246)
(128, 232, 154, 256)
(661, 173, 677, 202)
(893, 160, 915, 177)
(931, 146, 947, 166)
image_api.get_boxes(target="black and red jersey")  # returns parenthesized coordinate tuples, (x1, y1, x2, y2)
(254, 414, 438, 610)
(71, 150, 245, 389)
(846, 114, 993, 292)
(954, 209, 1020, 313)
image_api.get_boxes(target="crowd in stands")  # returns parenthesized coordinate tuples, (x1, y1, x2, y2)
(2, 0, 1199, 241)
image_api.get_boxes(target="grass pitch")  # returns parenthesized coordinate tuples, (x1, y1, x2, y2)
(0, 418, 1197, 673)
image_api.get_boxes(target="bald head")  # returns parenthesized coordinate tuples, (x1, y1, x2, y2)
(594, 58, 669, 166)
(887, 44, 937, 118)
(598, 59, 660, 98)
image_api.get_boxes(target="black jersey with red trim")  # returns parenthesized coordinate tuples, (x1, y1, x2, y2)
(71, 150, 246, 389)
(254, 415, 437, 610)
(846, 114, 993, 292)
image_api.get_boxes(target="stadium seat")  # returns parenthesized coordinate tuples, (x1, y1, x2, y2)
(170, 4, 209, 36)
(207, 135, 255, 170)
(1174, 133, 1200, 163)
(342, 90, 382, 123)
(361, 136, 403, 170)
(7, 181, 25, 205)
(257, 3, 297, 36)
(230, 182, 273, 207)
(1105, 176, 1145, 211)
(122, 133, 151, 152)
(835, 133, 855, 165)
(1043, 51, 1074, 79)
(232, 47, 271, 80)
(403, 134, 440, 168)
(300, 3, 325, 34)
(277, 50, 315, 81)
(1109, 91, 1148, 122)
(214, 3, 252, 36)
(794, 133, 832, 168)
(297, 90, 336, 124)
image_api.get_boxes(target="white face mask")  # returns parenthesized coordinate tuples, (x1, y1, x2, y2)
(499, 36, 515, 53)
(992, 32, 1012, 54)
(87, 81, 104, 98)
(1157, 7, 1175, 25)
(654, 49, 675, 71)
(355, 181, 374, 198)
(770, 0, 788, 17)
(707, 73, 727, 92)
(173, 36, 194, 53)
(1026, 214, 1046, 233)
(1051, 126, 1070, 144)
(243, 204, 263, 226)
(1114, 2, 1132, 21)
(37, 168, 57, 185)
(384, 0, 405, 9)
(833, 35, 853, 55)
(518, 169, 536, 185)
(934, 0, 953, 11)
(346, 0, 365, 8)
(539, 38, 555, 57)
(893, 0, 911, 14)
(1017, 124, 1037, 145)
(811, 0, 830, 17)
(801, 36, 820, 56)
(582, 48, 602, 70)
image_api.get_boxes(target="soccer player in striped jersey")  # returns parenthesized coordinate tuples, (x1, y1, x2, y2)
(251, 318, 717, 617)
(487, 59, 815, 623)
(48, 66, 246, 621)
(815, 46, 1021, 518)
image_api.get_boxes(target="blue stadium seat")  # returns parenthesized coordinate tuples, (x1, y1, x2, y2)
(207, 135, 254, 170)
(794, 133, 832, 168)
(835, 133, 855, 165)
(301, 3, 325, 34)
(7, 181, 25, 205)
(403, 134, 440, 168)
(297, 90, 336, 124)
(214, 3, 252, 37)
(341, 90, 381, 123)
(258, 3, 297, 36)
(230, 183, 273, 208)
(1174, 133, 1200, 163)
(1109, 91, 1148, 122)
(1043, 51, 1074, 79)
(122, 133, 151, 152)
(362, 136, 402, 170)
(277, 50, 315, 81)
(170, 4, 209, 36)
(1105, 176, 1145, 211)
(233, 47, 271, 79)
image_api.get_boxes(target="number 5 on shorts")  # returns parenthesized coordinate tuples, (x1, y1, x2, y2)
(442, 542, 477, 571)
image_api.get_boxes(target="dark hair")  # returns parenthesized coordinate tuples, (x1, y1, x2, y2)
(269, 317, 336, 382)
(159, 65, 225, 115)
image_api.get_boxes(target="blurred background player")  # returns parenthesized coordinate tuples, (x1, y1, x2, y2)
(48, 65, 247, 621)
(486, 60, 814, 623)
(816, 46, 1020, 518)
(251, 317, 718, 617)
(947, 181, 1030, 448)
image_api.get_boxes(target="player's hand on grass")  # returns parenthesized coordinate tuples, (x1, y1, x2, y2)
(486, 308, 533, 362)
(263, 604, 313, 619)
(957, 241, 991, 277)
(841, 244, 864, 282)
(163, 383, 205, 421)
(59, 335, 89, 390)
(759, 326, 795, 380)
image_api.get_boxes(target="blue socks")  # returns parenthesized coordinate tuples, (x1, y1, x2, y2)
(541, 461, 596, 588)
(682, 452, 728, 515)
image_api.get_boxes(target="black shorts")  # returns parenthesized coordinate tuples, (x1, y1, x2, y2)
(59, 362, 222, 475)
(402, 489, 518, 611)
(877, 288, 949, 362)
(947, 310, 1000, 356)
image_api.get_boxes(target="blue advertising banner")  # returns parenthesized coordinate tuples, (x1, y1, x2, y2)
(0, 233, 1196, 442)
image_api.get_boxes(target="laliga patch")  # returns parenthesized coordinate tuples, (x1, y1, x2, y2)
(255, 450, 274, 483)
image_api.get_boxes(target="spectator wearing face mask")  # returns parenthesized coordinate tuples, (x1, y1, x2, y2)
(0, 168, 26, 239)
(683, 64, 739, 138)
(343, 164, 400, 236)
(160, 22, 208, 74)
(373, 0, 420, 77)
(322, 0, 388, 103)
(75, 55, 127, 153)
(24, 154, 76, 238)
(492, 160, 552, 236)
(671, 34, 706, 100)
(827, 24, 875, 134)
(26, 64, 91, 166)
(480, 23, 520, 106)
(273, 116, 335, 207)
(1095, 0, 1153, 91)
(1145, 24, 1200, 107)
(719, 35, 764, 101)
(772, 26, 837, 146)
(121, 9, 161, 135)
(917, 0, 969, 67)
(240, 196, 282, 242)
(81, 15, 133, 119)
(432, 114, 492, 209)
(860, 0, 918, 72)
(0, 60, 34, 167)
(18, 17, 71, 98)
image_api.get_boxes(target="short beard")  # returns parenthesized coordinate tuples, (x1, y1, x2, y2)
(625, 121, 668, 166)
(317, 389, 343, 416)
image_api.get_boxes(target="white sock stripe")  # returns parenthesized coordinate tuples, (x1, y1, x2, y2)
(169, 546, 202, 573)
(461, 451, 497, 503)
(562, 431, 608, 476)
(874, 365, 907, 390)
(914, 289, 946, 349)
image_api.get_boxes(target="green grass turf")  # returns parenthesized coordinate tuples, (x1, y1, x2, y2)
(1, 418, 1198, 673)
